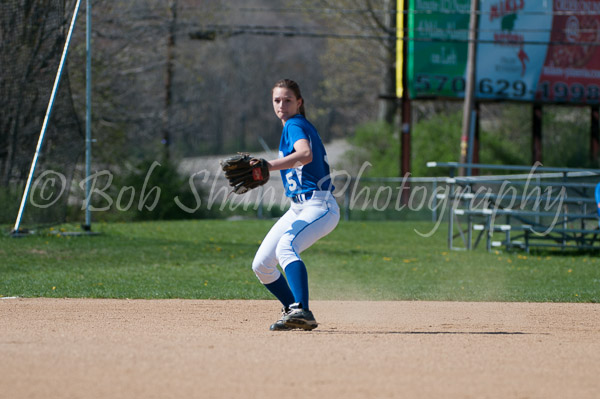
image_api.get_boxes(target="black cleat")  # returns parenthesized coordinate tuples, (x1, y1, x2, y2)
(269, 306, 293, 331)
(282, 303, 318, 331)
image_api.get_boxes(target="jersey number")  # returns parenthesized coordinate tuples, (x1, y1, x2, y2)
(285, 171, 298, 192)
(285, 154, 328, 192)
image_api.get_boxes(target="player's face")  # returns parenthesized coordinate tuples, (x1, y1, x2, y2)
(272, 87, 302, 123)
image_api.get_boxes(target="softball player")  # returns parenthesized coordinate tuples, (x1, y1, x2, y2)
(252, 79, 340, 331)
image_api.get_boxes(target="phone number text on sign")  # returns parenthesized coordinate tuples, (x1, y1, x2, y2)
(413, 73, 600, 103)
(536, 81, 600, 103)
(413, 74, 529, 99)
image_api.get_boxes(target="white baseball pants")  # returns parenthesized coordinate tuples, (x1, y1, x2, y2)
(252, 191, 340, 284)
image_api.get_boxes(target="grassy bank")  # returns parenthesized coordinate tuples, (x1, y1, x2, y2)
(1, 220, 598, 302)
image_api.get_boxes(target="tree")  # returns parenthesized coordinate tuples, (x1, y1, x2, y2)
(290, 0, 398, 127)
(0, 0, 82, 186)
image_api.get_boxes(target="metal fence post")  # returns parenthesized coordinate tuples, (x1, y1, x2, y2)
(344, 178, 351, 221)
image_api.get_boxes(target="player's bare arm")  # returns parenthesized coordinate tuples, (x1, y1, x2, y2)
(266, 139, 312, 172)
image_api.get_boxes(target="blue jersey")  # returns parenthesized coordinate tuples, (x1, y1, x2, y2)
(279, 115, 334, 197)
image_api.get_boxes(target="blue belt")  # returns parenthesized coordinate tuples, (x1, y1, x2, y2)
(292, 191, 313, 204)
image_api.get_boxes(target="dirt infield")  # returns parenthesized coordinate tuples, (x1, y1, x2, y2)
(1, 299, 599, 399)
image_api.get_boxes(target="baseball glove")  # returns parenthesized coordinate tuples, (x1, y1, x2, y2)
(220, 153, 270, 195)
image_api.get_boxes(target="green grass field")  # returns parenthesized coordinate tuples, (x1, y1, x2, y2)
(1, 220, 598, 302)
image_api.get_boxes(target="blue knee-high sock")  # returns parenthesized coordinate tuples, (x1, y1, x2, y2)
(264, 274, 295, 308)
(284, 260, 309, 310)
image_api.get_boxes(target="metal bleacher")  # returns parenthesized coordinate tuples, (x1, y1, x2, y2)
(427, 162, 600, 252)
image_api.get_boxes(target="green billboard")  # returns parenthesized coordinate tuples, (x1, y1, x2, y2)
(407, 0, 471, 98)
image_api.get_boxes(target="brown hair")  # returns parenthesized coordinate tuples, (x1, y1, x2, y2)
(272, 78, 306, 117)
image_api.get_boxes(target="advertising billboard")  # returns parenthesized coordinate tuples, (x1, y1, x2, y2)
(535, 0, 600, 103)
(404, 0, 600, 104)
(407, 0, 471, 98)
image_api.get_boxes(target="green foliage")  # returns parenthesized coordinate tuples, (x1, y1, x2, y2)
(476, 105, 530, 167)
(410, 109, 530, 175)
(347, 112, 513, 177)
(411, 111, 462, 176)
(0, 187, 20, 225)
(115, 160, 208, 221)
(347, 104, 596, 177)
(1, 220, 598, 302)
(542, 106, 599, 169)
(347, 121, 399, 177)
(476, 104, 596, 169)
